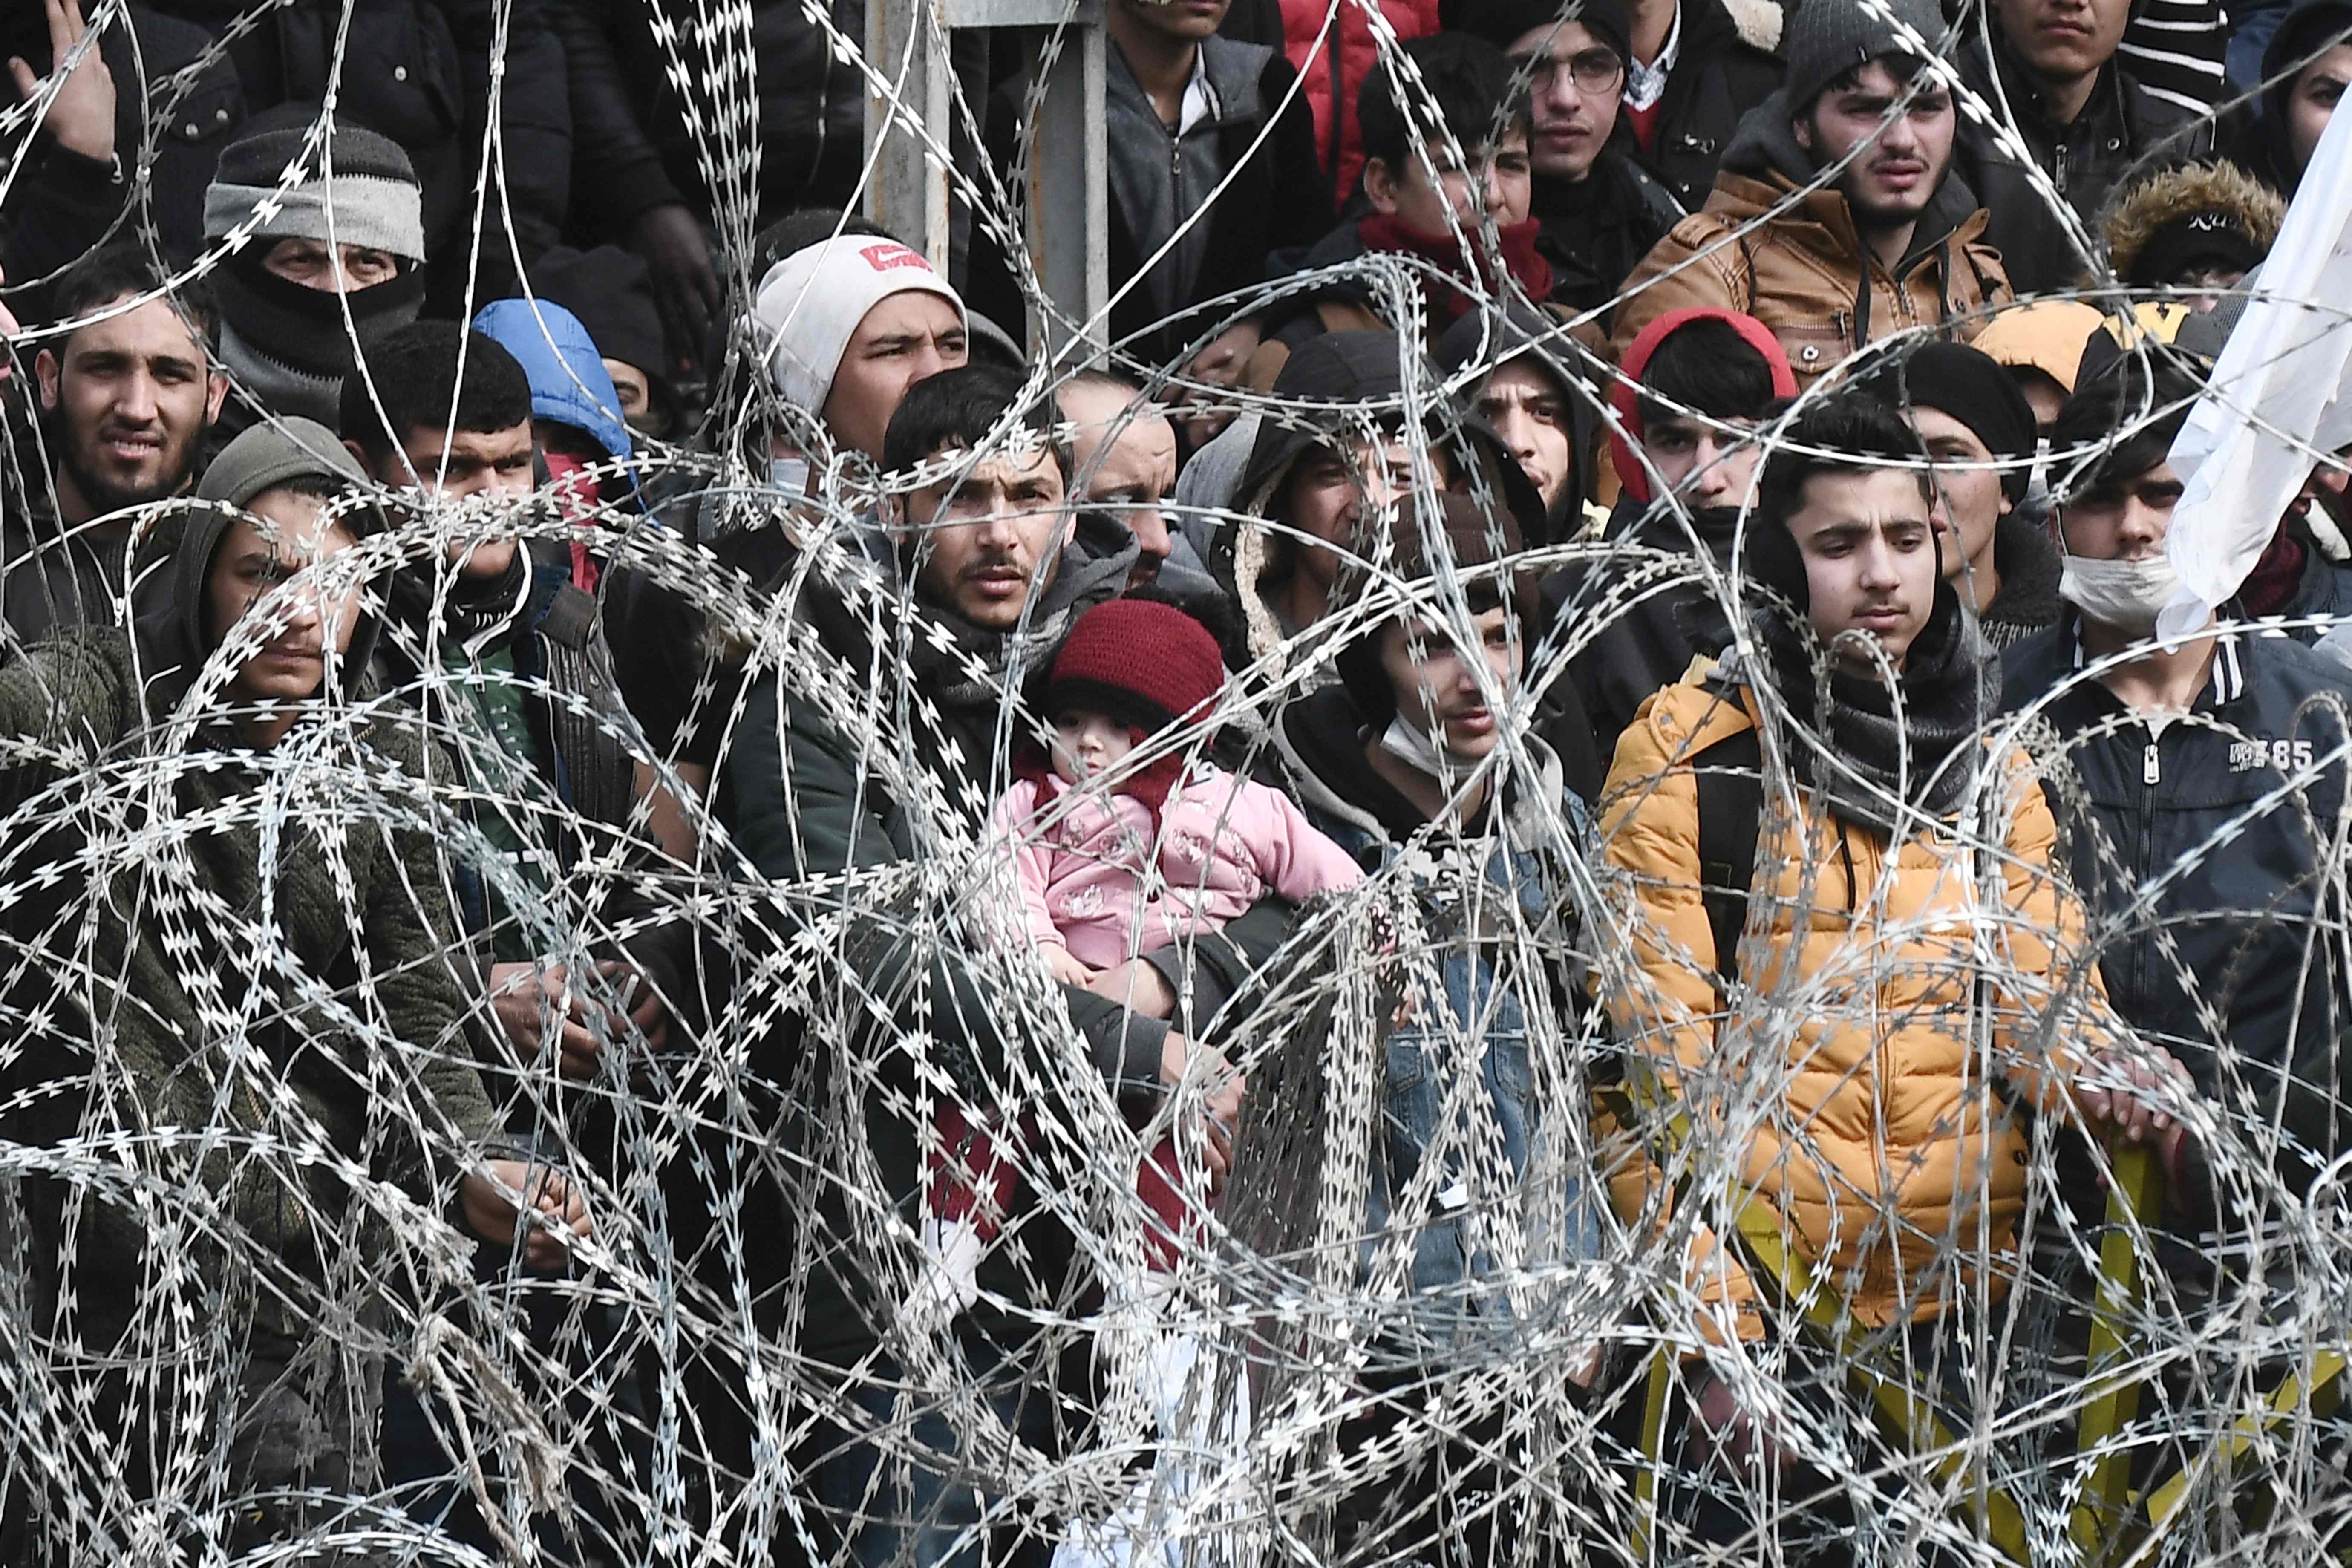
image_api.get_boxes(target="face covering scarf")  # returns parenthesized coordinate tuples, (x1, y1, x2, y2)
(2059, 554, 2182, 637)
(1376, 713, 1494, 796)
(542, 451, 606, 592)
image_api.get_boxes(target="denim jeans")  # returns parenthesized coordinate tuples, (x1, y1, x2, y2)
(815, 1331, 1055, 1568)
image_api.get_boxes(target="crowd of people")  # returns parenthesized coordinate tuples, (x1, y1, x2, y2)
(5, 0, 2352, 1560)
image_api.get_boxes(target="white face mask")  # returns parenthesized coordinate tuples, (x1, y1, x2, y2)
(2059, 553, 2181, 636)
(770, 456, 810, 499)
(1376, 712, 1494, 786)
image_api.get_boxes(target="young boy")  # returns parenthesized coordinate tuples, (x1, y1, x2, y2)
(1245, 33, 1551, 383)
(1594, 393, 2185, 1536)
(1542, 307, 1794, 763)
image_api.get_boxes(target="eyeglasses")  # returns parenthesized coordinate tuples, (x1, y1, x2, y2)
(1523, 46, 1626, 96)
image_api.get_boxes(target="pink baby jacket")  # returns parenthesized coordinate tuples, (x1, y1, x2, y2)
(992, 762, 1363, 968)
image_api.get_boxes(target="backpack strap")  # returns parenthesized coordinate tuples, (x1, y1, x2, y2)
(1692, 724, 1764, 986)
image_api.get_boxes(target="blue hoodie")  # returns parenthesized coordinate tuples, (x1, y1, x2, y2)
(471, 297, 633, 464)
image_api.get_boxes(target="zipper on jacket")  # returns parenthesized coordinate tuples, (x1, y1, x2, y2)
(1855, 826, 1889, 1130)
(2130, 724, 2159, 1006)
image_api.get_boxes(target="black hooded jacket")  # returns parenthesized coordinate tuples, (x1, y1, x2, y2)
(1619, 0, 1784, 213)
(1541, 495, 1739, 773)
(1957, 33, 2214, 297)
(1434, 303, 1605, 538)
(1212, 331, 1600, 796)
(2231, 0, 2352, 196)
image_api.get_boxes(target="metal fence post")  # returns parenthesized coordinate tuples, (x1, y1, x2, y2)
(867, 0, 1109, 363)
(865, 0, 954, 269)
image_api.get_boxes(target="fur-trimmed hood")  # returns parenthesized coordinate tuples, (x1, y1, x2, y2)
(2093, 161, 2285, 291)
(1719, 0, 1782, 50)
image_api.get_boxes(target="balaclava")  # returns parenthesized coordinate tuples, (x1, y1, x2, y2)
(204, 107, 427, 426)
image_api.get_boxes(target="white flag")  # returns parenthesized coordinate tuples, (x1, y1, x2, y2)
(2160, 101, 2352, 641)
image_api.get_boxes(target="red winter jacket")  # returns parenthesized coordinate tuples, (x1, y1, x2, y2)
(1278, 0, 1441, 199)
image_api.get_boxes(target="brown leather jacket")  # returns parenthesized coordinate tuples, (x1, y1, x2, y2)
(1610, 95, 2012, 387)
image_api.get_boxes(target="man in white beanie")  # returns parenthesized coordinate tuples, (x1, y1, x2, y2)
(750, 233, 970, 467)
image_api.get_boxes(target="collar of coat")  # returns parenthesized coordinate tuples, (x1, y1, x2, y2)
(1711, 89, 1992, 279)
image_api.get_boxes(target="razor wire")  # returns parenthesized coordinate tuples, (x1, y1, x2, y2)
(3, 0, 2352, 1565)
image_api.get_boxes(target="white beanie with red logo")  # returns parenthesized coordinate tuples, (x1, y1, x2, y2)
(752, 236, 967, 413)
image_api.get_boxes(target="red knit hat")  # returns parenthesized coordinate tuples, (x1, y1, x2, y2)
(1039, 599, 1226, 822)
(1046, 598, 1226, 735)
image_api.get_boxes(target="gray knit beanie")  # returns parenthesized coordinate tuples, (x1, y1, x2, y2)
(203, 111, 426, 262)
(196, 417, 369, 510)
(1782, 0, 1949, 118)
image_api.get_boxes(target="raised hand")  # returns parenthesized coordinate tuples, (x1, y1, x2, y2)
(9, 0, 116, 166)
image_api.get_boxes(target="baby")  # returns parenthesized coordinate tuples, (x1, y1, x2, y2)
(996, 595, 1363, 995)
(925, 597, 1361, 1293)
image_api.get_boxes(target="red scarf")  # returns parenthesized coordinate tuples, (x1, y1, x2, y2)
(1354, 211, 1554, 326)
(2242, 523, 2306, 617)
(540, 451, 604, 593)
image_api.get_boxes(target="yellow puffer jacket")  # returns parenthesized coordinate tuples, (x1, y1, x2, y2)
(1596, 672, 2124, 1331)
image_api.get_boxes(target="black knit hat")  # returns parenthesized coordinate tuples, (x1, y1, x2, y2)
(2128, 211, 2265, 290)
(1458, 0, 1632, 66)
(1781, 0, 1947, 117)
(1851, 341, 2038, 506)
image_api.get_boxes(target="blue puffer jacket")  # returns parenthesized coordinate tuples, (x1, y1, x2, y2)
(472, 297, 634, 465)
(1273, 685, 1605, 1336)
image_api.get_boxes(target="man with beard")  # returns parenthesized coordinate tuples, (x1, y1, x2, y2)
(340, 320, 678, 1559)
(730, 364, 1290, 1568)
(1610, 0, 2009, 388)
(16, 247, 227, 650)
